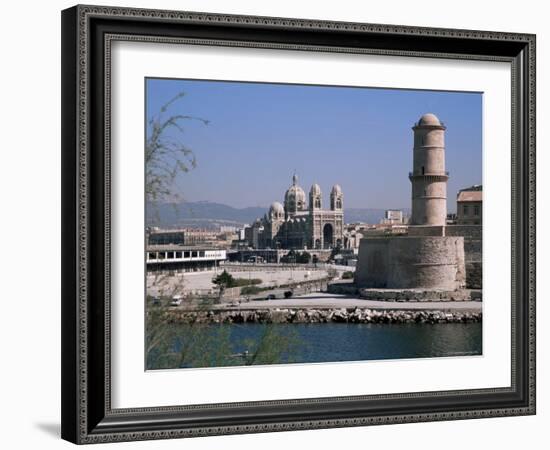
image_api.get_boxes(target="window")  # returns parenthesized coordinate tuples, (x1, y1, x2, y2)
(474, 205, 480, 216)
(148, 252, 156, 260)
(184, 251, 190, 258)
(167, 252, 174, 259)
(192, 251, 198, 258)
(199, 251, 205, 257)
(463, 205, 469, 216)
(175, 251, 182, 258)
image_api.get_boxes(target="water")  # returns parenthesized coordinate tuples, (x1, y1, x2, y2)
(228, 322, 482, 364)
(156, 322, 482, 369)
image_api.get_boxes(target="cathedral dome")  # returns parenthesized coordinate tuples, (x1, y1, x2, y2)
(418, 113, 441, 126)
(284, 174, 306, 211)
(269, 201, 284, 217)
(331, 184, 342, 195)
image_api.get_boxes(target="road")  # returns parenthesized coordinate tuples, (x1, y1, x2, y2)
(218, 292, 482, 311)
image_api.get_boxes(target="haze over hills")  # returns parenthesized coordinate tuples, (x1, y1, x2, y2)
(146, 201, 409, 229)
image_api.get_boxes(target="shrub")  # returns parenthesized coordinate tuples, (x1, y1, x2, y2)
(241, 285, 262, 295)
(233, 278, 262, 287)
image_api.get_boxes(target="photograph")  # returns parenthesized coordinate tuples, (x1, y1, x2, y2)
(144, 78, 484, 370)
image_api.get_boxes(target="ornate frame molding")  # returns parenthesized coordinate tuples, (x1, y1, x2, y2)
(61, 4, 535, 444)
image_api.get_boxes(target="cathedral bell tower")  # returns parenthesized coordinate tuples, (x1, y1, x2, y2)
(309, 183, 322, 210)
(330, 185, 343, 211)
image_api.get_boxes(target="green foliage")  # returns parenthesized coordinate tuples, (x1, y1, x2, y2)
(241, 285, 262, 295)
(328, 243, 343, 262)
(232, 278, 262, 287)
(212, 270, 236, 288)
(146, 91, 209, 205)
(296, 251, 311, 264)
(241, 325, 300, 366)
(281, 250, 311, 264)
(212, 270, 262, 289)
(146, 308, 233, 369)
(146, 309, 301, 369)
(342, 271, 355, 279)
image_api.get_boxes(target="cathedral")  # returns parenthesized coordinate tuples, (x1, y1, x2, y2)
(251, 174, 344, 250)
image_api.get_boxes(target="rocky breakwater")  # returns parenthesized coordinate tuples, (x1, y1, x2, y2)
(163, 307, 482, 325)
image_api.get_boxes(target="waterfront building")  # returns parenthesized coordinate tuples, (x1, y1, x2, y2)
(146, 246, 226, 272)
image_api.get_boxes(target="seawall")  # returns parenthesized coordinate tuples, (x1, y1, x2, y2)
(159, 307, 482, 325)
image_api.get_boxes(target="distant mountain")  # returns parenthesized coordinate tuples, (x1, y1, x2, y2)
(147, 201, 409, 229)
(147, 201, 265, 229)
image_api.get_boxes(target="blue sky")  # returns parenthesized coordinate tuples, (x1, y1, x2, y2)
(146, 78, 482, 213)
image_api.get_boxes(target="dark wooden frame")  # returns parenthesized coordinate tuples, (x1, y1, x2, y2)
(61, 4, 536, 444)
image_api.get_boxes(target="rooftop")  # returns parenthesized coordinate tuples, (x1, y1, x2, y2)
(146, 245, 227, 252)
(457, 191, 482, 202)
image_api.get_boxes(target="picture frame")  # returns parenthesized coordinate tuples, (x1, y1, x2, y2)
(61, 4, 536, 444)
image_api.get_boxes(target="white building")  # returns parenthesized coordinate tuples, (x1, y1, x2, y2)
(146, 246, 226, 272)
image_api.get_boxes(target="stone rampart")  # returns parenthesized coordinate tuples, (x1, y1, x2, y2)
(355, 236, 465, 290)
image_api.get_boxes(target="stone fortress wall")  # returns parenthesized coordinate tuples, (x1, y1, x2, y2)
(406, 224, 482, 289)
(354, 236, 465, 290)
(446, 225, 482, 289)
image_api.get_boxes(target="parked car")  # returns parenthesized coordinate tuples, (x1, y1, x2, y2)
(151, 296, 161, 306)
(170, 295, 183, 306)
(265, 294, 276, 300)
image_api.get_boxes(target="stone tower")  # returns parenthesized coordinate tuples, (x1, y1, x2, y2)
(309, 183, 322, 210)
(330, 184, 343, 211)
(409, 113, 448, 226)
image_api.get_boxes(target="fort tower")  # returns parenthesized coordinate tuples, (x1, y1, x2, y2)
(409, 113, 448, 226)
